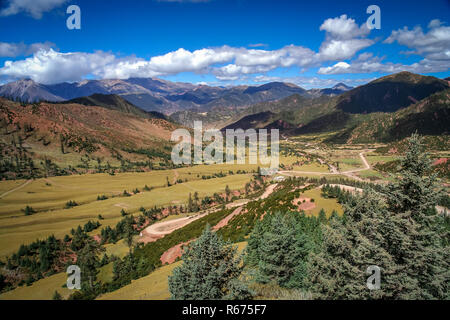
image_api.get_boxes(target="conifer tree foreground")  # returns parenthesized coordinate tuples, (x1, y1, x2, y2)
(168, 225, 251, 300)
(384, 134, 449, 299)
(307, 134, 449, 299)
(246, 212, 311, 289)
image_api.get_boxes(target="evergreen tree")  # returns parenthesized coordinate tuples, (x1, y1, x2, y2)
(77, 238, 104, 289)
(307, 134, 449, 299)
(249, 212, 310, 288)
(306, 191, 414, 299)
(384, 134, 449, 299)
(318, 208, 327, 223)
(52, 290, 62, 300)
(124, 217, 134, 253)
(168, 225, 250, 300)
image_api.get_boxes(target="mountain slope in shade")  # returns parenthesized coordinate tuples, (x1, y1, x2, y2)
(222, 111, 277, 130)
(219, 72, 449, 144)
(66, 94, 168, 120)
(342, 89, 450, 143)
(336, 71, 449, 114)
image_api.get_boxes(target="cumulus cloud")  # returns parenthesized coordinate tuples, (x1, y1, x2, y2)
(319, 14, 370, 39)
(0, 0, 69, 19)
(0, 49, 116, 84)
(384, 20, 450, 62)
(318, 19, 450, 75)
(0, 41, 55, 57)
(318, 52, 449, 75)
(0, 45, 320, 84)
(11, 14, 449, 84)
(318, 14, 374, 61)
(0, 12, 381, 83)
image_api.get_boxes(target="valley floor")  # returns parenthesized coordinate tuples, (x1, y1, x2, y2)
(0, 139, 448, 300)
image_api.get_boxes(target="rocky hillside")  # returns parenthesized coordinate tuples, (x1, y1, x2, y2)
(0, 97, 179, 179)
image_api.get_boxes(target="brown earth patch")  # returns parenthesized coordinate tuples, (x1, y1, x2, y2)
(213, 207, 243, 231)
(160, 240, 194, 265)
(292, 197, 316, 211)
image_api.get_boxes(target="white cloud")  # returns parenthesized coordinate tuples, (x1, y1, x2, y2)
(318, 19, 450, 75)
(318, 38, 374, 61)
(0, 41, 55, 57)
(5, 15, 447, 83)
(318, 62, 351, 74)
(319, 14, 370, 39)
(0, 45, 321, 84)
(0, 12, 379, 83)
(0, 49, 116, 84)
(318, 14, 374, 61)
(428, 19, 443, 29)
(318, 53, 449, 75)
(384, 20, 450, 62)
(0, 0, 69, 19)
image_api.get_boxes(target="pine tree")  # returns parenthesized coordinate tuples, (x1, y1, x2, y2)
(77, 237, 104, 290)
(168, 225, 250, 300)
(384, 134, 449, 299)
(124, 218, 134, 253)
(251, 212, 310, 288)
(307, 134, 449, 299)
(306, 191, 415, 299)
(52, 290, 62, 300)
(318, 208, 327, 223)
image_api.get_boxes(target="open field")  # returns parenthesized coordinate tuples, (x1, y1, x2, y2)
(292, 162, 330, 173)
(300, 188, 343, 217)
(0, 163, 261, 217)
(0, 170, 253, 258)
(0, 271, 73, 300)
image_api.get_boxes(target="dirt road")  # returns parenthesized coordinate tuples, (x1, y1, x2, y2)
(279, 151, 372, 182)
(0, 179, 32, 199)
(142, 183, 278, 244)
(140, 212, 209, 243)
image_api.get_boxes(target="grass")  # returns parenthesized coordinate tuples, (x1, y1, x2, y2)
(292, 162, 330, 173)
(0, 171, 253, 258)
(97, 262, 115, 284)
(335, 158, 363, 171)
(356, 169, 385, 180)
(104, 239, 130, 259)
(365, 155, 400, 165)
(0, 271, 74, 300)
(300, 188, 343, 217)
(98, 261, 182, 300)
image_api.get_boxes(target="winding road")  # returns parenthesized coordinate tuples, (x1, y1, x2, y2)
(140, 183, 279, 244)
(279, 151, 372, 182)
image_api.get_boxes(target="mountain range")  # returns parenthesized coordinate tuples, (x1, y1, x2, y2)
(1, 71, 449, 179)
(221, 72, 450, 144)
(0, 78, 352, 119)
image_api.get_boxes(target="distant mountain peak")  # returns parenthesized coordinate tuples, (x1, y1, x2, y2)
(332, 82, 352, 91)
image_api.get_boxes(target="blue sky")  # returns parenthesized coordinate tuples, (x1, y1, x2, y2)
(0, 0, 449, 88)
